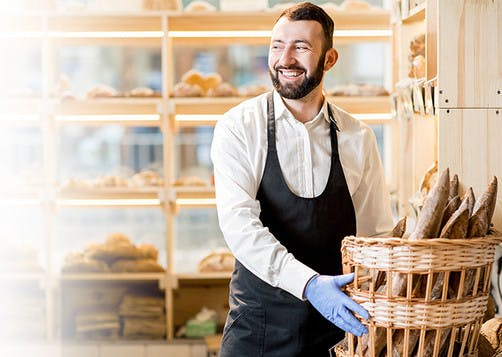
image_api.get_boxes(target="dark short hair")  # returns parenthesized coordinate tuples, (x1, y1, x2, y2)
(277, 2, 334, 52)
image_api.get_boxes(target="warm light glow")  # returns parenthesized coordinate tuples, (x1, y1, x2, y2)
(353, 113, 393, 121)
(0, 114, 39, 122)
(55, 114, 160, 123)
(0, 199, 41, 206)
(0, 31, 43, 38)
(49, 31, 164, 38)
(57, 198, 161, 206)
(168, 30, 391, 38)
(175, 114, 221, 123)
(176, 198, 216, 206)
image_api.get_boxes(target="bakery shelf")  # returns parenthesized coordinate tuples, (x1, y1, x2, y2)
(170, 186, 216, 209)
(171, 96, 391, 129)
(0, 98, 43, 120)
(402, 3, 426, 24)
(56, 187, 163, 207)
(0, 273, 46, 282)
(59, 272, 166, 282)
(47, 13, 162, 33)
(167, 10, 390, 32)
(174, 272, 231, 286)
(53, 99, 162, 125)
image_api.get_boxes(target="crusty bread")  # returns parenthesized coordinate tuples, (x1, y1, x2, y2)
(409, 168, 450, 240)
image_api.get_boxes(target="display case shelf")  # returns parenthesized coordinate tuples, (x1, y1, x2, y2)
(402, 3, 426, 24)
(0, 273, 46, 282)
(54, 98, 163, 123)
(59, 272, 166, 282)
(170, 187, 216, 209)
(171, 96, 392, 129)
(175, 272, 231, 286)
(57, 187, 163, 200)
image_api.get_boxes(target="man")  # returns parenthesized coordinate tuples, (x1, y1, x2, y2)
(211, 2, 393, 356)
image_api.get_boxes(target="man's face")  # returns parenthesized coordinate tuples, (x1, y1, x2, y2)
(268, 18, 328, 99)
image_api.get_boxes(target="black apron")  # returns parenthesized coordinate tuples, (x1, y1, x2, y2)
(220, 93, 357, 357)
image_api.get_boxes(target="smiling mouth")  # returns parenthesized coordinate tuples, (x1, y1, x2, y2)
(278, 69, 305, 79)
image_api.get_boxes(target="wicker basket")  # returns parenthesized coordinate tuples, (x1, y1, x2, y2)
(333, 234, 502, 357)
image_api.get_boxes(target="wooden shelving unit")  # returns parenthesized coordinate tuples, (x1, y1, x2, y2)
(1, 8, 393, 345)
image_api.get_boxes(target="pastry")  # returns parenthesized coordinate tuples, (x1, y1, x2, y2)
(173, 176, 208, 186)
(111, 258, 165, 273)
(131, 171, 164, 187)
(207, 82, 238, 97)
(172, 82, 203, 97)
(198, 250, 235, 273)
(85, 84, 119, 99)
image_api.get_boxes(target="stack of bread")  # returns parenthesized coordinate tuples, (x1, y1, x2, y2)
(119, 293, 166, 339)
(173, 69, 237, 97)
(62, 233, 164, 274)
(354, 168, 498, 356)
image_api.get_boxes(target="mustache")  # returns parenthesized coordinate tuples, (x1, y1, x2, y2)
(274, 65, 306, 72)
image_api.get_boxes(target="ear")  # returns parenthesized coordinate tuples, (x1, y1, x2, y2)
(323, 48, 338, 71)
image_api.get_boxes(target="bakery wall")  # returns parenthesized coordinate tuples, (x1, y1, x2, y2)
(436, 0, 502, 230)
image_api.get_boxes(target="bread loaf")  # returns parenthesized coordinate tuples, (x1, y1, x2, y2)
(449, 174, 459, 200)
(440, 195, 461, 230)
(439, 195, 470, 238)
(409, 168, 450, 240)
(391, 216, 407, 238)
(479, 318, 502, 357)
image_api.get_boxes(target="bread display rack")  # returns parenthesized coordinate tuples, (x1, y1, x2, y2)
(0, 8, 393, 344)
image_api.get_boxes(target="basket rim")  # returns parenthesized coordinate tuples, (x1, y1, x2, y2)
(342, 233, 502, 247)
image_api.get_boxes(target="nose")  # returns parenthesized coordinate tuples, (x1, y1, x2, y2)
(277, 47, 297, 67)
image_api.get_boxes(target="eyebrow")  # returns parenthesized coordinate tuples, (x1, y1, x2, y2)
(271, 39, 313, 47)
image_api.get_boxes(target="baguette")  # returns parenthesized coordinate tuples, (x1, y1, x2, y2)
(473, 176, 498, 228)
(464, 187, 476, 217)
(439, 195, 470, 238)
(440, 195, 461, 231)
(391, 216, 407, 238)
(449, 174, 459, 200)
(409, 168, 450, 240)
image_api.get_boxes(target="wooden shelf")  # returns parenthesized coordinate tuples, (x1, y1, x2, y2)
(0, 273, 46, 282)
(175, 272, 231, 285)
(48, 14, 163, 32)
(60, 272, 166, 282)
(167, 10, 390, 32)
(56, 187, 163, 207)
(402, 3, 426, 24)
(54, 98, 162, 119)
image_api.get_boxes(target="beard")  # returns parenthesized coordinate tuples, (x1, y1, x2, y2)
(269, 53, 325, 99)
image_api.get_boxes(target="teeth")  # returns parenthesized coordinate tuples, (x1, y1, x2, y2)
(280, 70, 302, 78)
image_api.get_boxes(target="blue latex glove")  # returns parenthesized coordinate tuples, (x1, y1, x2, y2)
(305, 273, 369, 336)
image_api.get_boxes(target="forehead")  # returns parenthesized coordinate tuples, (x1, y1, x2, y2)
(271, 18, 324, 44)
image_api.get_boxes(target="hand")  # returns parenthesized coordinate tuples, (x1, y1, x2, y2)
(305, 273, 369, 336)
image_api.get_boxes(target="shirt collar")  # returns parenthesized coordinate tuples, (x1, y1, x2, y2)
(272, 90, 338, 129)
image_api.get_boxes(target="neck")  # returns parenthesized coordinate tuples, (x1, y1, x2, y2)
(281, 86, 325, 123)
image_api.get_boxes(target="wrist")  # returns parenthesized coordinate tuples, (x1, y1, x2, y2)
(303, 274, 320, 300)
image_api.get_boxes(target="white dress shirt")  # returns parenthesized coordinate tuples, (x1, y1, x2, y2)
(211, 90, 393, 300)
